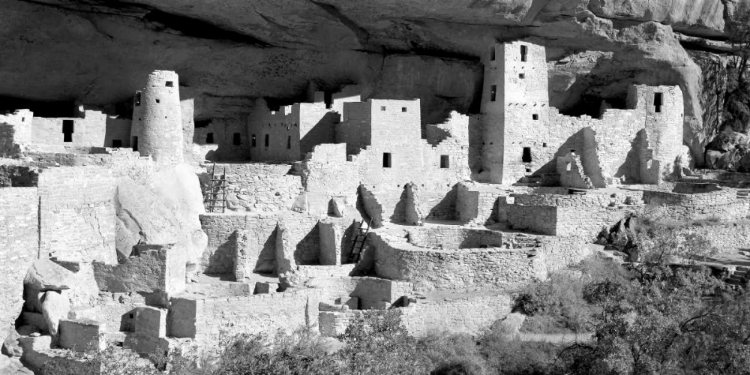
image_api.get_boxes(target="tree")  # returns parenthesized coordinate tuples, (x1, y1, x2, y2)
(722, 4, 750, 133)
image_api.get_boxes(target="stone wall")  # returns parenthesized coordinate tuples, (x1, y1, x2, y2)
(169, 288, 319, 345)
(455, 183, 508, 224)
(193, 116, 250, 161)
(0, 109, 32, 156)
(400, 293, 512, 336)
(643, 188, 748, 221)
(31, 110, 131, 148)
(304, 276, 412, 309)
(38, 166, 117, 264)
(405, 227, 505, 249)
(370, 233, 546, 291)
(92, 244, 186, 294)
(199, 213, 278, 275)
(199, 163, 302, 213)
(0, 187, 39, 345)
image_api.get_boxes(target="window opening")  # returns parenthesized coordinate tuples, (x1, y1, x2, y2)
(522, 147, 532, 163)
(324, 91, 333, 109)
(206, 133, 214, 144)
(155, 99, 160, 104)
(440, 155, 450, 169)
(566, 163, 572, 172)
(383, 153, 392, 168)
(287, 136, 291, 149)
(135, 91, 142, 107)
(402, 107, 407, 112)
(490, 47, 496, 61)
(532, 114, 538, 120)
(490, 85, 497, 102)
(112, 140, 122, 148)
(380, 106, 386, 111)
(654, 92, 663, 113)
(520, 45, 527, 62)
(519, 73, 525, 79)
(265, 134, 270, 147)
(132, 137, 138, 152)
(233, 133, 241, 145)
(62, 120, 74, 143)
(251, 134, 257, 147)
(165, 81, 173, 87)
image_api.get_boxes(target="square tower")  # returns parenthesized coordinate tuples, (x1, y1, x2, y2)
(481, 41, 549, 184)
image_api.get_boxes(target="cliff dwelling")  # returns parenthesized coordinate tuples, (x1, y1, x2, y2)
(0, 1, 749, 372)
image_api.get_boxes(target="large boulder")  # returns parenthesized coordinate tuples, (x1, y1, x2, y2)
(115, 163, 207, 266)
(23, 259, 74, 291)
(40, 291, 70, 338)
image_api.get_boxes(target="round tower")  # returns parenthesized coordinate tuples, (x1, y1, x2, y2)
(131, 70, 184, 166)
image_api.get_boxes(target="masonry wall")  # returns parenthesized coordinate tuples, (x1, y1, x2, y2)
(0, 110, 32, 156)
(199, 213, 278, 275)
(0, 187, 39, 344)
(38, 166, 117, 264)
(169, 288, 319, 345)
(299, 104, 339, 156)
(400, 293, 512, 336)
(406, 227, 505, 249)
(643, 189, 749, 221)
(32, 110, 131, 148)
(92, 244, 186, 294)
(247, 100, 302, 161)
(199, 163, 302, 213)
(456, 183, 507, 224)
(337, 102, 372, 155)
(193, 116, 250, 161)
(371, 233, 546, 291)
(304, 276, 412, 309)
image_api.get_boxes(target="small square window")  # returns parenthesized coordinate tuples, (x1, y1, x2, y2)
(233, 133, 241, 145)
(112, 139, 122, 148)
(381, 106, 386, 111)
(166, 81, 174, 87)
(532, 114, 538, 120)
(519, 73, 525, 79)
(402, 107, 407, 112)
(440, 155, 450, 169)
(542, 143, 547, 147)
(155, 99, 160, 104)
(206, 133, 214, 144)
(383, 153, 392, 168)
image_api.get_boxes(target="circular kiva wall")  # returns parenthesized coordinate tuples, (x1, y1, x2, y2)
(405, 227, 506, 249)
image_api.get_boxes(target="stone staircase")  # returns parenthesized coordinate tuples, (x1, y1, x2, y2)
(727, 266, 749, 286)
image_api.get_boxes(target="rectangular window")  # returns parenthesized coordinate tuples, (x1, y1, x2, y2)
(532, 114, 538, 120)
(206, 133, 214, 144)
(135, 91, 141, 107)
(654, 92, 663, 113)
(287, 136, 291, 149)
(155, 99, 160, 104)
(383, 153, 392, 168)
(402, 107, 407, 112)
(440, 155, 450, 169)
(62, 120, 74, 143)
(324, 91, 333, 109)
(233, 133, 241, 145)
(490, 85, 497, 102)
(165, 81, 174, 87)
(519, 73, 525, 79)
(380, 106, 386, 111)
(265, 134, 270, 147)
(520, 45, 527, 62)
(112, 139, 122, 148)
(522, 147, 532, 163)
(490, 47, 495, 61)
(251, 134, 257, 147)
(132, 137, 138, 152)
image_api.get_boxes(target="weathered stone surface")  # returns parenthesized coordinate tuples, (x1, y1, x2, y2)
(40, 291, 70, 338)
(58, 319, 105, 352)
(2, 329, 22, 357)
(23, 259, 74, 291)
(0, 355, 33, 375)
(116, 164, 207, 267)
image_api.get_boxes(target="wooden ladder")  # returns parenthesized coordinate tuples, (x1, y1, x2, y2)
(203, 163, 227, 213)
(348, 219, 371, 263)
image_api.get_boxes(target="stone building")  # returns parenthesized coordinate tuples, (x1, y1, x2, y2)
(131, 70, 184, 166)
(481, 41, 684, 186)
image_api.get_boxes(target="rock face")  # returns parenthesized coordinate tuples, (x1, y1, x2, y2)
(115, 163, 207, 265)
(0, 0, 748, 161)
(40, 291, 70, 338)
(23, 260, 74, 291)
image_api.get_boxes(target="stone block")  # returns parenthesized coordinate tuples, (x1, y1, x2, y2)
(133, 307, 166, 338)
(58, 319, 105, 352)
(41, 291, 70, 337)
(253, 282, 279, 294)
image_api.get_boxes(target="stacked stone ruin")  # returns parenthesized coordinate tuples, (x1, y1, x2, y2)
(0, 41, 748, 372)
